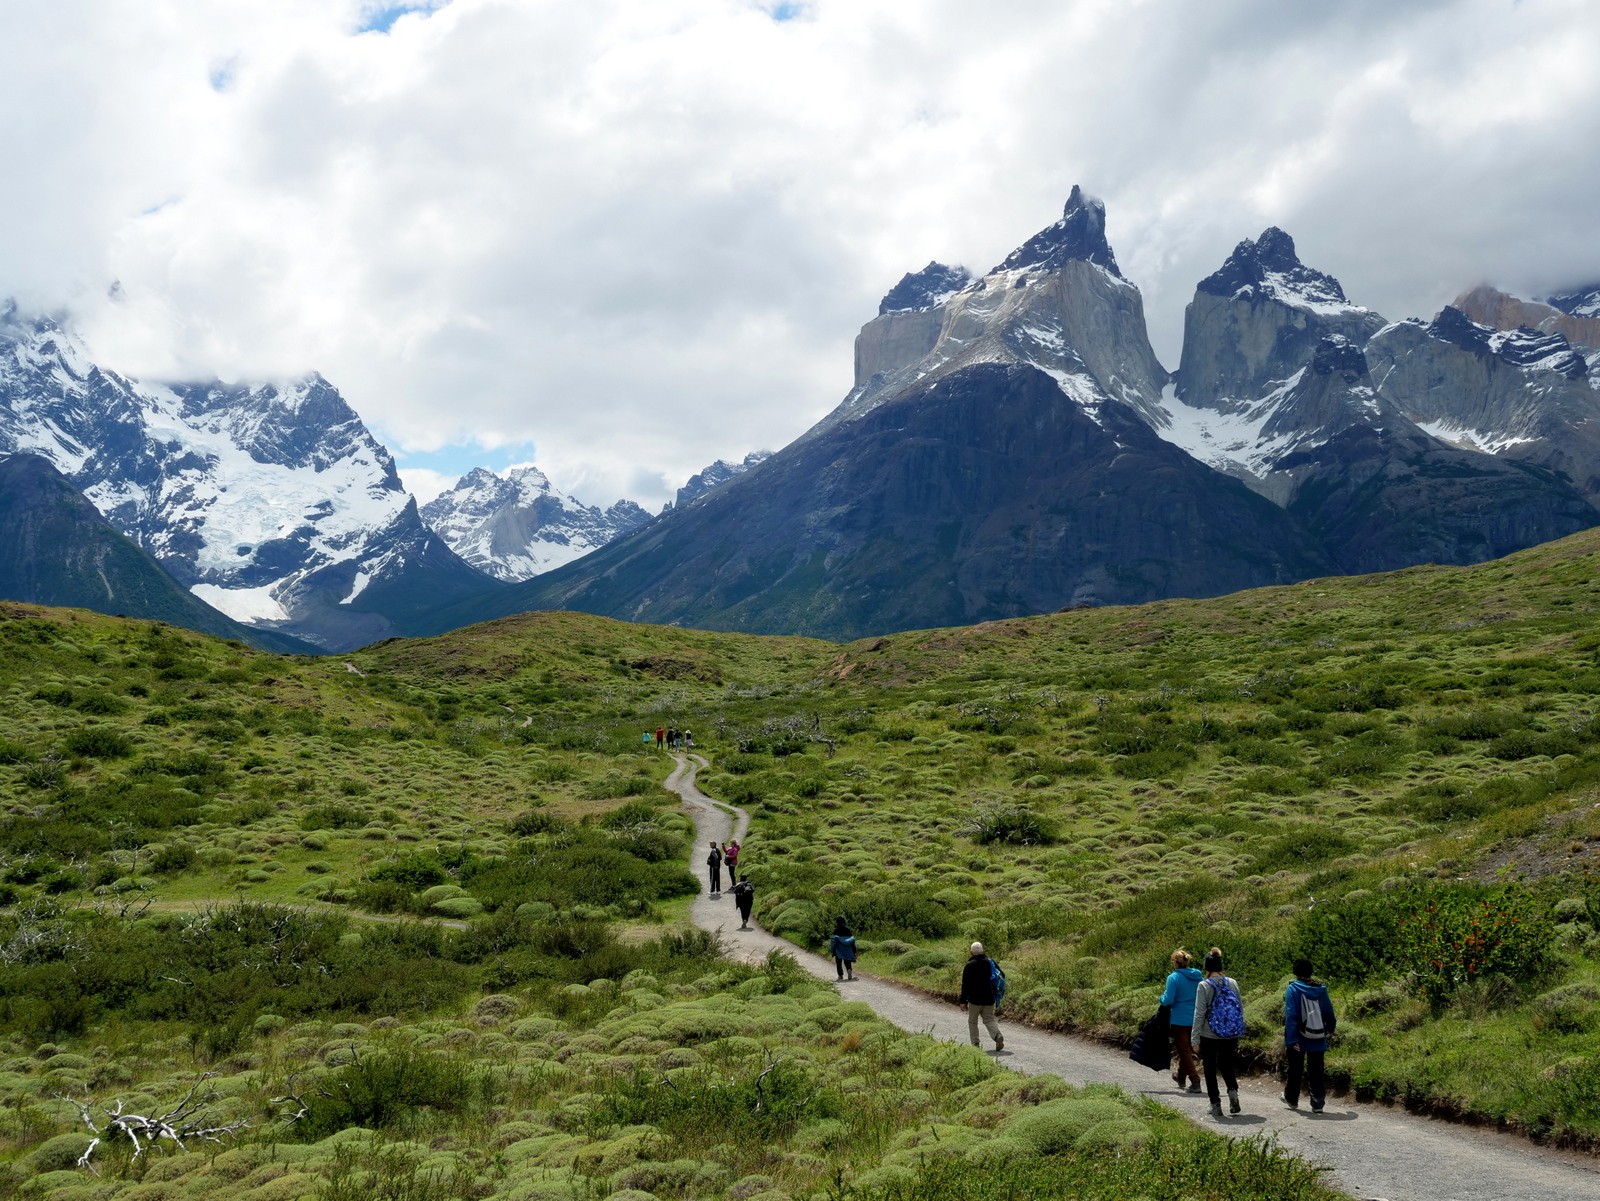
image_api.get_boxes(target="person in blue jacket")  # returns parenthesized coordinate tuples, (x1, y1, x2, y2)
(1283, 957, 1337, 1112)
(1160, 948, 1204, 1092)
(828, 916, 857, 980)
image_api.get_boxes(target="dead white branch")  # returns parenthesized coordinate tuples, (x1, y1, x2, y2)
(60, 1074, 249, 1172)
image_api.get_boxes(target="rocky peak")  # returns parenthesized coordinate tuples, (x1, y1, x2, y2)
(878, 262, 972, 315)
(671, 451, 772, 510)
(1197, 227, 1351, 308)
(996, 185, 1122, 278)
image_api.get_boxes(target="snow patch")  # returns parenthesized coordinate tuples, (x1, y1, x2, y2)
(190, 583, 289, 624)
(1416, 420, 1538, 454)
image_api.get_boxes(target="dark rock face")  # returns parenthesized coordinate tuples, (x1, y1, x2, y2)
(1252, 343, 1598, 573)
(879, 263, 973, 315)
(1425, 308, 1586, 378)
(422, 364, 1333, 641)
(671, 452, 772, 509)
(1546, 284, 1600, 317)
(0, 454, 310, 652)
(997, 186, 1123, 278)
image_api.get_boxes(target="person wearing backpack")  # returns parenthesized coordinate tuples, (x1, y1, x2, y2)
(1283, 957, 1336, 1112)
(1191, 946, 1245, 1118)
(958, 941, 1005, 1052)
(829, 916, 857, 980)
(731, 875, 756, 929)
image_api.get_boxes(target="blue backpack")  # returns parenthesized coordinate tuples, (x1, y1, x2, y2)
(990, 960, 1007, 1007)
(1208, 978, 1245, 1038)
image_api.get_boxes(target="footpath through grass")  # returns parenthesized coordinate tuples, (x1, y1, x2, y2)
(0, 603, 1345, 1198)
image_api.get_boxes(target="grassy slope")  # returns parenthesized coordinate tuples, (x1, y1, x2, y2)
(0, 605, 1341, 1198)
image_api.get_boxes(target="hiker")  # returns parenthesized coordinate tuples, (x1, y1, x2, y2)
(958, 941, 1004, 1052)
(1283, 957, 1336, 1112)
(1192, 946, 1245, 1119)
(684, 730, 694, 750)
(724, 838, 740, 880)
(641, 731, 652, 746)
(655, 726, 665, 749)
(667, 726, 679, 751)
(706, 840, 723, 894)
(1160, 948, 1204, 1093)
(829, 916, 857, 981)
(731, 875, 755, 929)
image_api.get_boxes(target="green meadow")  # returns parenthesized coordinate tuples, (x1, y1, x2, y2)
(9, 524, 1600, 1191)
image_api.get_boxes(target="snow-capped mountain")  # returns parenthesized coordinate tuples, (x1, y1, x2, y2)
(419, 466, 651, 582)
(666, 451, 772, 511)
(819, 185, 1172, 439)
(0, 305, 498, 650)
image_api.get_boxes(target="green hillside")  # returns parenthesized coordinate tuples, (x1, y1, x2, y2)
(0, 603, 1340, 1198)
(8, 522, 1600, 1192)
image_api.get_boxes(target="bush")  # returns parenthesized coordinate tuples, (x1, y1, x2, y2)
(63, 727, 134, 759)
(293, 1047, 485, 1140)
(965, 804, 1058, 846)
(369, 853, 448, 890)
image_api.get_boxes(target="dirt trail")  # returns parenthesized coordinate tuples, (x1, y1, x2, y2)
(665, 753, 1600, 1201)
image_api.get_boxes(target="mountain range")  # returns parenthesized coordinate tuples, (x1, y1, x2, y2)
(412, 190, 1600, 640)
(6, 190, 1600, 648)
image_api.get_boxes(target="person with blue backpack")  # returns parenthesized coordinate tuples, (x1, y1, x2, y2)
(958, 941, 1005, 1052)
(1191, 946, 1246, 1119)
(1283, 957, 1336, 1112)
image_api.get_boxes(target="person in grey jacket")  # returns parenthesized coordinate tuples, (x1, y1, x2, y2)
(1283, 957, 1336, 1112)
(1191, 946, 1243, 1118)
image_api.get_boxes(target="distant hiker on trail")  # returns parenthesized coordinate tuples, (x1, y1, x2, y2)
(706, 840, 723, 894)
(958, 941, 1004, 1052)
(1192, 946, 1245, 1119)
(724, 838, 739, 879)
(731, 875, 755, 929)
(641, 731, 652, 745)
(668, 726, 679, 750)
(655, 726, 665, 749)
(829, 916, 857, 981)
(1161, 948, 1204, 1093)
(1283, 957, 1337, 1113)
(684, 729, 694, 749)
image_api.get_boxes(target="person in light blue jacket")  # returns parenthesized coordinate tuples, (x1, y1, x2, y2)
(1283, 957, 1337, 1112)
(1160, 948, 1204, 1092)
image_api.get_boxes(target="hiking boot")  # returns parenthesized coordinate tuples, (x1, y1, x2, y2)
(1209, 1102, 1224, 1119)
(1186, 1082, 1202, 1094)
(994, 1034, 1004, 1052)
(1282, 1092, 1299, 1110)
(1311, 1102, 1325, 1114)
(1228, 1090, 1241, 1114)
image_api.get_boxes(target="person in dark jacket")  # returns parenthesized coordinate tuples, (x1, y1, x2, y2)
(958, 941, 1004, 1052)
(828, 916, 857, 980)
(731, 875, 755, 929)
(1160, 948, 1204, 1093)
(705, 841, 722, 894)
(1283, 957, 1336, 1112)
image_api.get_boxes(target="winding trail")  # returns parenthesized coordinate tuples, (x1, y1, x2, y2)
(665, 753, 1600, 1201)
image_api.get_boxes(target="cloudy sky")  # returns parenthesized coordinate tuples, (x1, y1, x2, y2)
(4, 0, 1598, 511)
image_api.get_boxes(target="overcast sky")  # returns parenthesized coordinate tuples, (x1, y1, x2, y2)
(4, 0, 1599, 511)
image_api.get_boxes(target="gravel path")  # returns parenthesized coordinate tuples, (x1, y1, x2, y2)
(665, 753, 1600, 1201)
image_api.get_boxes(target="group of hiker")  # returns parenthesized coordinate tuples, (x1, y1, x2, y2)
(705, 839, 754, 928)
(1134, 945, 1337, 1118)
(650, 726, 692, 750)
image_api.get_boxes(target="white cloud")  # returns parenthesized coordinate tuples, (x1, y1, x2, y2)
(4, 0, 1599, 515)
(396, 466, 456, 505)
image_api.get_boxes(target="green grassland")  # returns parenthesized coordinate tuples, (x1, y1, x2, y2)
(0, 604, 1341, 1198)
(10, 521, 1600, 1188)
